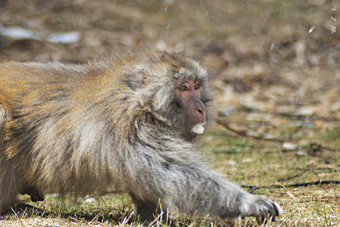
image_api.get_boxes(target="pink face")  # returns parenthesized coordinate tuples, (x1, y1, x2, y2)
(175, 80, 207, 140)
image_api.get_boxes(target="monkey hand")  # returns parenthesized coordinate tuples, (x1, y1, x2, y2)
(240, 194, 283, 224)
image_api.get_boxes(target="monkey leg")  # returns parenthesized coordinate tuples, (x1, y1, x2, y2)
(0, 204, 44, 218)
(21, 186, 45, 202)
(0, 182, 45, 219)
(0, 156, 44, 219)
(129, 193, 164, 223)
(0, 157, 20, 215)
(0, 174, 45, 218)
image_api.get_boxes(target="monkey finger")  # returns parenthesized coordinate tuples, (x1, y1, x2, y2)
(273, 201, 283, 216)
(256, 215, 265, 225)
(255, 208, 266, 224)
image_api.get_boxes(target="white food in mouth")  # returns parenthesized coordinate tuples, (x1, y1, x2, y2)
(191, 123, 206, 134)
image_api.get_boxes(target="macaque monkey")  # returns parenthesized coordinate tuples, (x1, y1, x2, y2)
(0, 52, 282, 223)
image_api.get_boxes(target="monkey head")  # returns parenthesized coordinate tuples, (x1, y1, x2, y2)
(131, 52, 211, 141)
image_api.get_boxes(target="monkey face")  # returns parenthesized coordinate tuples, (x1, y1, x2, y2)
(175, 80, 207, 141)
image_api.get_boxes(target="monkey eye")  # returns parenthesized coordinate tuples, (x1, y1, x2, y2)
(179, 84, 189, 91)
(194, 82, 202, 90)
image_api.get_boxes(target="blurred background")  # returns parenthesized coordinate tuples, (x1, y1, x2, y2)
(0, 0, 339, 225)
(0, 0, 339, 118)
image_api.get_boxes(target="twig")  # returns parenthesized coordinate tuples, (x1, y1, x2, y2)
(309, 143, 337, 152)
(293, 167, 339, 172)
(278, 167, 338, 182)
(216, 117, 287, 143)
(241, 180, 340, 193)
(277, 173, 304, 182)
(233, 106, 340, 122)
(216, 114, 339, 152)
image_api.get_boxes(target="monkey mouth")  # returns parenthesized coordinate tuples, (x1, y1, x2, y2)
(191, 122, 206, 135)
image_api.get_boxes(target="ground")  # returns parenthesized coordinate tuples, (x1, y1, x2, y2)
(0, 0, 339, 226)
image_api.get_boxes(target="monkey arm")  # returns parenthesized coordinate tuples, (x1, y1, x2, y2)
(124, 141, 281, 221)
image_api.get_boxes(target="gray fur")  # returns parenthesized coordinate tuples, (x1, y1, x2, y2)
(0, 52, 282, 222)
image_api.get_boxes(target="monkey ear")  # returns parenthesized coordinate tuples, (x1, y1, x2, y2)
(122, 67, 146, 90)
(135, 85, 172, 113)
(152, 86, 174, 111)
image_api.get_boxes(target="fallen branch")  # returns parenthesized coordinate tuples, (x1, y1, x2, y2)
(278, 167, 338, 182)
(233, 106, 340, 122)
(309, 143, 337, 152)
(215, 117, 287, 143)
(241, 180, 340, 193)
(216, 114, 339, 152)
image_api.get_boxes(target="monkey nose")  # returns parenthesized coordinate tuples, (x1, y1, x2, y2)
(197, 102, 206, 116)
(198, 108, 204, 115)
